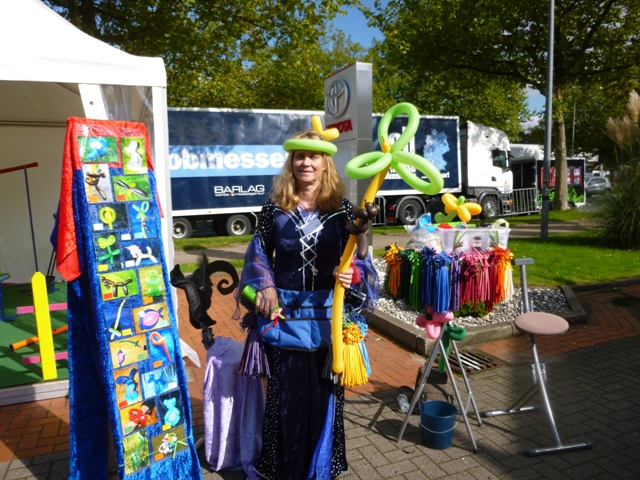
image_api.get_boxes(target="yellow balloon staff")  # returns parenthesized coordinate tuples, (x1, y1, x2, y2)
(331, 102, 444, 374)
(331, 163, 390, 374)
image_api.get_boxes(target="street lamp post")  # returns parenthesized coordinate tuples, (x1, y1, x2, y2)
(571, 98, 576, 158)
(540, 0, 555, 241)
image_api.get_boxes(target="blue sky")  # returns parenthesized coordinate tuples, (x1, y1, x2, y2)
(330, 2, 545, 128)
(331, 0, 381, 49)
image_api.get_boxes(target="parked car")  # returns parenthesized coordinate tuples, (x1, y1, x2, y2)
(585, 176, 612, 195)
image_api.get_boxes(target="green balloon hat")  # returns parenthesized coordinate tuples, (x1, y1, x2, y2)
(283, 116, 339, 155)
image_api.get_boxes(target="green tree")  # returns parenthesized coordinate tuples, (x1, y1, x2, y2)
(367, 0, 640, 210)
(43, 0, 363, 109)
(242, 29, 367, 110)
(367, 43, 527, 139)
(564, 70, 640, 164)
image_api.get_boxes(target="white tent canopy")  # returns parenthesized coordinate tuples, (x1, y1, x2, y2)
(0, 0, 173, 284)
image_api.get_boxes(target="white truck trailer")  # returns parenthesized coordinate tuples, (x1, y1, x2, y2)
(168, 108, 514, 238)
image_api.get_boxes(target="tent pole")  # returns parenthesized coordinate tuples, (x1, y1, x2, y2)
(24, 166, 38, 272)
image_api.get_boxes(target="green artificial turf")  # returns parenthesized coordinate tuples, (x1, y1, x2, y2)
(0, 282, 69, 389)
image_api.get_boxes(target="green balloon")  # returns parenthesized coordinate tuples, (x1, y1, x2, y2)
(344, 102, 444, 197)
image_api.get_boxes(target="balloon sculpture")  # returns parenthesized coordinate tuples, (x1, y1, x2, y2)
(416, 308, 454, 340)
(331, 103, 444, 374)
(434, 193, 482, 224)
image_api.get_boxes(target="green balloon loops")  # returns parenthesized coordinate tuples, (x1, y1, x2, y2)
(438, 323, 467, 373)
(344, 102, 444, 195)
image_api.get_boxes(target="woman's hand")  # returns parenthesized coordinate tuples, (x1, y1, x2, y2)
(334, 267, 354, 289)
(256, 287, 280, 320)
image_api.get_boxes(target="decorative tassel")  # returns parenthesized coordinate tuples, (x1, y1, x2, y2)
(432, 253, 450, 313)
(239, 328, 270, 378)
(487, 247, 501, 307)
(341, 322, 368, 387)
(503, 258, 514, 302)
(384, 243, 403, 298)
(356, 316, 371, 376)
(478, 250, 491, 307)
(420, 248, 436, 307)
(238, 312, 270, 378)
(339, 310, 370, 387)
(398, 249, 412, 304)
(406, 250, 423, 311)
(460, 252, 480, 306)
(323, 348, 339, 383)
(449, 252, 461, 312)
(488, 246, 511, 307)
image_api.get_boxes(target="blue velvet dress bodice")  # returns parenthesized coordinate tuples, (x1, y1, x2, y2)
(252, 198, 353, 292)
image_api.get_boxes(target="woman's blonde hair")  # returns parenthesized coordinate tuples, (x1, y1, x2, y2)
(272, 130, 345, 213)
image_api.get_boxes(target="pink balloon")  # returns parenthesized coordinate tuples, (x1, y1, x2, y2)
(415, 309, 454, 340)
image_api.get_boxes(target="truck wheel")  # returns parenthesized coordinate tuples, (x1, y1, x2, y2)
(226, 214, 252, 236)
(173, 217, 193, 239)
(397, 199, 423, 225)
(480, 197, 500, 219)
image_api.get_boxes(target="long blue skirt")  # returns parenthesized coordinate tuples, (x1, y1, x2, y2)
(255, 345, 347, 480)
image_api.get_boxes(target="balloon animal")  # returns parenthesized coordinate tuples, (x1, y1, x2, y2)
(434, 193, 482, 224)
(346, 202, 380, 260)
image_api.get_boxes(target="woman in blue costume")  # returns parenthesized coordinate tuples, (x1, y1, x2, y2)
(238, 129, 371, 479)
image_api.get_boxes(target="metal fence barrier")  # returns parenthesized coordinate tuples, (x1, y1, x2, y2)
(510, 188, 539, 215)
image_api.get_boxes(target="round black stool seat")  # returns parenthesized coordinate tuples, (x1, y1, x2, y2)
(514, 312, 569, 336)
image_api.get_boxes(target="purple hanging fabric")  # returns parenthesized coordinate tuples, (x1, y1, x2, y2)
(449, 252, 461, 312)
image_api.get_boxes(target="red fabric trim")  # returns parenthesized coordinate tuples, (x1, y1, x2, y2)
(56, 120, 81, 281)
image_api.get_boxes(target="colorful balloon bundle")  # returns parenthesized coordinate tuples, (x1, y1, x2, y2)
(384, 244, 513, 315)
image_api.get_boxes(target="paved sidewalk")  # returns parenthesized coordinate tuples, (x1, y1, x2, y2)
(1, 275, 639, 479)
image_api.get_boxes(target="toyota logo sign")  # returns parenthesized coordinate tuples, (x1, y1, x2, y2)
(325, 79, 350, 118)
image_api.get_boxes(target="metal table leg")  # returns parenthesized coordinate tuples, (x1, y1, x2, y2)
(397, 328, 479, 452)
(451, 340, 482, 426)
(397, 327, 443, 443)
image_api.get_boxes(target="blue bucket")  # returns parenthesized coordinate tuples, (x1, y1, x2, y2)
(419, 400, 457, 449)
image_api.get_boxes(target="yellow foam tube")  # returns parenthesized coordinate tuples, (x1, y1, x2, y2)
(32, 272, 57, 380)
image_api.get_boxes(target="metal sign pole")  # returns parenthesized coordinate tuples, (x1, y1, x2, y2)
(540, 0, 555, 241)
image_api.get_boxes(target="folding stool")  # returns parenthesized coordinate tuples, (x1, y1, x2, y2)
(482, 258, 593, 456)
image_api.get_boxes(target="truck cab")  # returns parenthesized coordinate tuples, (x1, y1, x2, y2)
(460, 121, 513, 218)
